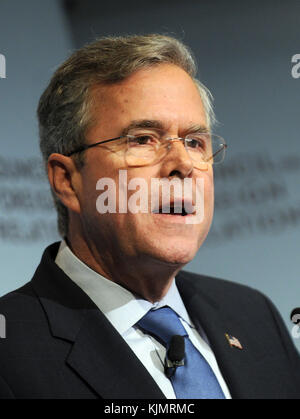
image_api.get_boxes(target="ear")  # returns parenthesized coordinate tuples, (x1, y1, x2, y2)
(47, 153, 81, 214)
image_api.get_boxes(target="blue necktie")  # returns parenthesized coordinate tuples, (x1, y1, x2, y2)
(137, 306, 225, 399)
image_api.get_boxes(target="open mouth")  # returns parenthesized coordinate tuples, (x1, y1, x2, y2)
(157, 206, 188, 216)
(152, 201, 194, 216)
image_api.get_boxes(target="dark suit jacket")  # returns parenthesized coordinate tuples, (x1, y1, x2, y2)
(0, 242, 299, 399)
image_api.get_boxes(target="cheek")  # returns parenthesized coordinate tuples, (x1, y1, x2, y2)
(81, 174, 101, 213)
(204, 168, 214, 197)
(201, 172, 214, 224)
(79, 155, 122, 207)
(206, 179, 214, 208)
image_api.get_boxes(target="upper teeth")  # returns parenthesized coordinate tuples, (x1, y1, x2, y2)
(152, 202, 193, 214)
(152, 205, 184, 214)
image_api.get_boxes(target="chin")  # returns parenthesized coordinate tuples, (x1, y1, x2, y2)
(134, 223, 210, 266)
(151, 241, 199, 266)
(161, 231, 210, 266)
(159, 253, 195, 267)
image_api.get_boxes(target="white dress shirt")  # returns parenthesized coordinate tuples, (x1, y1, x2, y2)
(55, 240, 231, 399)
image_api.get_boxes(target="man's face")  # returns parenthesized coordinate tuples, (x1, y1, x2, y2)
(76, 64, 214, 266)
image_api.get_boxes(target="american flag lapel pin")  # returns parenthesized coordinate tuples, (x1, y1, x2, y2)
(225, 333, 243, 350)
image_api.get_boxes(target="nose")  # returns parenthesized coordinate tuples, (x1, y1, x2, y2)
(160, 138, 194, 179)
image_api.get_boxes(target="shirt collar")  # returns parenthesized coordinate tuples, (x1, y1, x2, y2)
(55, 240, 194, 336)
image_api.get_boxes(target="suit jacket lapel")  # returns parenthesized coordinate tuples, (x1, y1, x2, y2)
(176, 271, 265, 399)
(65, 309, 165, 399)
(31, 243, 165, 399)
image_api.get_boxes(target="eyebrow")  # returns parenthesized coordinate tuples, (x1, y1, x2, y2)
(121, 120, 165, 136)
(121, 119, 209, 136)
(185, 124, 210, 135)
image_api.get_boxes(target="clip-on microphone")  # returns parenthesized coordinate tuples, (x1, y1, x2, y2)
(164, 335, 185, 378)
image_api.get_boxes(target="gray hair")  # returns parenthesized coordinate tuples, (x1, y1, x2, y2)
(37, 34, 216, 238)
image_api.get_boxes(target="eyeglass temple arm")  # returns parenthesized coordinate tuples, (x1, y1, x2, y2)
(209, 143, 227, 161)
(66, 136, 124, 157)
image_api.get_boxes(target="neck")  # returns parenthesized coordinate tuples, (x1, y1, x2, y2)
(66, 231, 183, 303)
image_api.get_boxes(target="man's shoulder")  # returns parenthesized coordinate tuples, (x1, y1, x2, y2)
(176, 270, 273, 318)
(0, 282, 41, 320)
(177, 269, 263, 300)
(0, 241, 60, 315)
(0, 281, 52, 362)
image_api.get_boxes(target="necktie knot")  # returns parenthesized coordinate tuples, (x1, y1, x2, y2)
(137, 306, 188, 346)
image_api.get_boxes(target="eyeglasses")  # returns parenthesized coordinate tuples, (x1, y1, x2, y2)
(66, 130, 227, 169)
